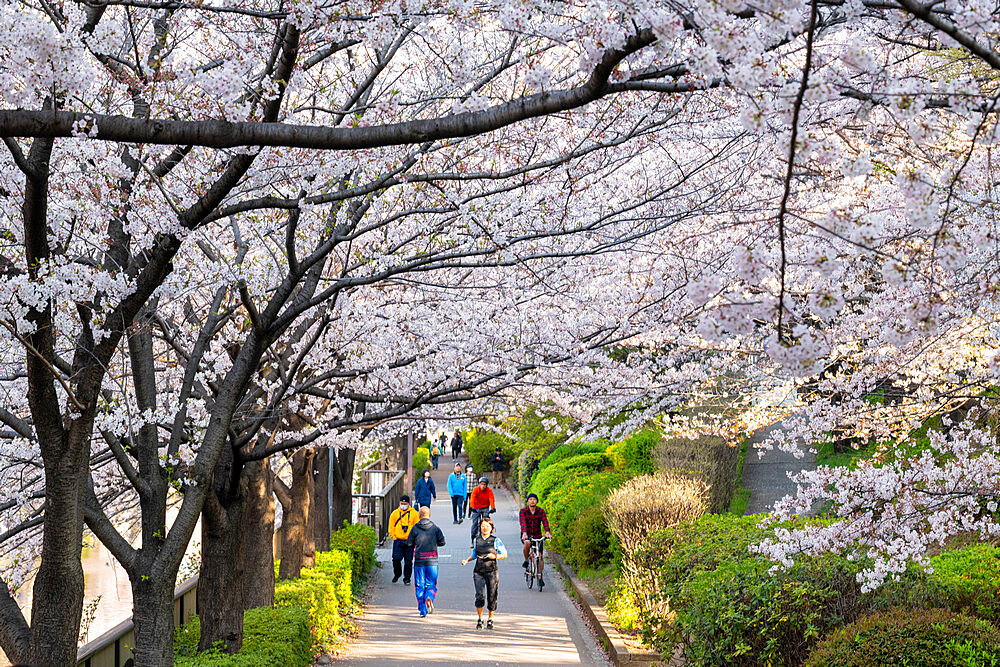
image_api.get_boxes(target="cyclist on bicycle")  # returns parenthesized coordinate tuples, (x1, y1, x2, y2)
(467, 476, 496, 547)
(519, 492, 551, 584)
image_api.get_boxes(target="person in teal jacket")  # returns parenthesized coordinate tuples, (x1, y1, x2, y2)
(447, 462, 468, 524)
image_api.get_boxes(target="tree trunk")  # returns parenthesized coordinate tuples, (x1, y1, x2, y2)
(312, 449, 331, 553)
(130, 573, 176, 667)
(197, 493, 246, 653)
(29, 441, 87, 666)
(242, 458, 275, 610)
(277, 448, 314, 580)
(330, 447, 356, 533)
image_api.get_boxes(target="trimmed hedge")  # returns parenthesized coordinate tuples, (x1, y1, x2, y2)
(804, 607, 1000, 667)
(528, 452, 610, 499)
(654, 434, 740, 513)
(412, 446, 430, 473)
(175, 606, 313, 666)
(329, 522, 377, 588)
(606, 430, 658, 475)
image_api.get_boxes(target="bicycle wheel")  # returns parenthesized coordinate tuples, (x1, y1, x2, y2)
(527, 553, 536, 589)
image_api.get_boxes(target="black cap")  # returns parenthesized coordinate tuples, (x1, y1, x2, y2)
(400, 495, 410, 503)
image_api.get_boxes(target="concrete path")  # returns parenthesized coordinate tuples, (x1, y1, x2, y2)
(335, 460, 610, 666)
(742, 419, 815, 515)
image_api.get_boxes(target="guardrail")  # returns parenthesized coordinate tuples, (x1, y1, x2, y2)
(352, 468, 404, 545)
(77, 576, 198, 667)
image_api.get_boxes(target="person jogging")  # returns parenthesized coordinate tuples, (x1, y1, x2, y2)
(461, 516, 507, 629)
(387, 494, 419, 584)
(447, 463, 467, 524)
(467, 476, 496, 546)
(406, 506, 446, 617)
(519, 492, 552, 587)
(450, 430, 463, 460)
(463, 463, 476, 517)
(414, 469, 436, 509)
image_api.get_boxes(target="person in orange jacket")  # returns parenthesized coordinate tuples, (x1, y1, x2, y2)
(467, 477, 496, 546)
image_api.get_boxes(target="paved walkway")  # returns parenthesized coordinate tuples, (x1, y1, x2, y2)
(742, 419, 815, 515)
(336, 460, 609, 666)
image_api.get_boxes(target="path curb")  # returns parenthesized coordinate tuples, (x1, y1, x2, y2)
(506, 481, 662, 665)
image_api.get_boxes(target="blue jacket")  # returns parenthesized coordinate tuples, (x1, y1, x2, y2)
(414, 476, 436, 505)
(447, 471, 467, 497)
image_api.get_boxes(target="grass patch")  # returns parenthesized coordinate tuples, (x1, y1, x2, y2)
(726, 438, 749, 515)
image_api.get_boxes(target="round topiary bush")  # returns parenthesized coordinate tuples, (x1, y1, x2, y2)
(804, 607, 1000, 667)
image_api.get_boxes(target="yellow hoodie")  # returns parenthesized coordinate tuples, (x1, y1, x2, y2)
(388, 505, 420, 541)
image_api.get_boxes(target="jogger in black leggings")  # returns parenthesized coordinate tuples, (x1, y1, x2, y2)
(461, 516, 508, 629)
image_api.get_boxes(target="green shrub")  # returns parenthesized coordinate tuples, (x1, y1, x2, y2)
(606, 430, 658, 475)
(463, 428, 516, 473)
(804, 607, 1000, 667)
(546, 470, 628, 566)
(538, 441, 608, 472)
(412, 446, 429, 473)
(328, 522, 377, 587)
(634, 514, 924, 664)
(528, 452, 610, 500)
(275, 567, 348, 648)
(569, 503, 616, 569)
(606, 578, 641, 631)
(928, 544, 1000, 623)
(175, 606, 313, 666)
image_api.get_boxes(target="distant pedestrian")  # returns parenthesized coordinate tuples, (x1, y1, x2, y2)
(414, 469, 436, 509)
(451, 430, 463, 460)
(430, 438, 442, 470)
(490, 447, 505, 485)
(388, 494, 419, 584)
(463, 463, 476, 517)
(448, 462, 468, 524)
(461, 516, 508, 629)
(407, 506, 446, 617)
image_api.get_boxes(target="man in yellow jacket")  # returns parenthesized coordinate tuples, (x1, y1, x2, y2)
(389, 494, 420, 584)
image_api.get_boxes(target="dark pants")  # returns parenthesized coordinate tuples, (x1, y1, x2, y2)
(463, 492, 471, 516)
(392, 539, 414, 582)
(474, 567, 499, 611)
(451, 495, 464, 521)
(451, 446, 461, 459)
(470, 508, 490, 544)
(431, 454, 439, 469)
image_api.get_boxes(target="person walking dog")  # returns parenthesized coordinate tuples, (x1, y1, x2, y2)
(407, 506, 446, 617)
(388, 495, 419, 584)
(448, 463, 467, 524)
(461, 516, 508, 629)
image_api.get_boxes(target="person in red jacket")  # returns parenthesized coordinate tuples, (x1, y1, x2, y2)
(467, 477, 495, 546)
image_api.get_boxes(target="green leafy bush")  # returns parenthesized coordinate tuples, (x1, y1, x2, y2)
(538, 442, 608, 472)
(606, 430, 658, 475)
(545, 470, 628, 567)
(528, 452, 610, 500)
(175, 606, 313, 666)
(463, 428, 516, 472)
(634, 514, 923, 665)
(804, 607, 1000, 667)
(606, 579, 641, 631)
(275, 565, 349, 648)
(328, 522, 377, 586)
(569, 503, 617, 570)
(412, 446, 429, 473)
(928, 544, 1000, 623)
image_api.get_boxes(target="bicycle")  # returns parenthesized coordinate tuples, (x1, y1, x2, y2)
(524, 537, 547, 591)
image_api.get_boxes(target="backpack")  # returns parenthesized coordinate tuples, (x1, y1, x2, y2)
(431, 445, 440, 456)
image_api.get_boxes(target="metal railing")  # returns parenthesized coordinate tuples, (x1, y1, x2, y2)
(352, 468, 404, 545)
